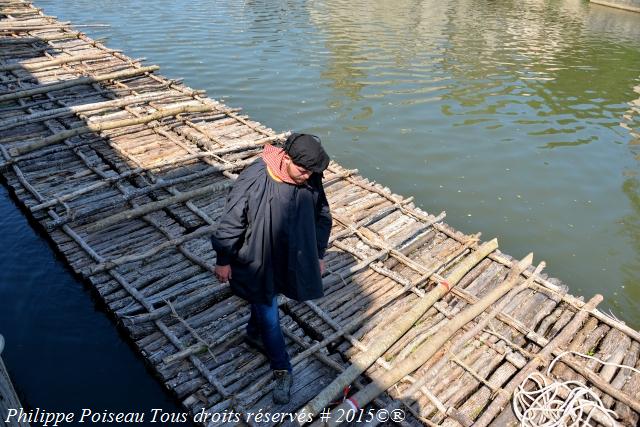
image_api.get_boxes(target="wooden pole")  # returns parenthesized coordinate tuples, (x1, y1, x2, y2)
(0, 65, 159, 104)
(299, 238, 499, 421)
(9, 103, 212, 156)
(29, 167, 144, 212)
(401, 259, 544, 400)
(0, 33, 79, 45)
(0, 90, 176, 131)
(79, 181, 233, 233)
(0, 52, 108, 71)
(319, 251, 530, 427)
(83, 225, 214, 274)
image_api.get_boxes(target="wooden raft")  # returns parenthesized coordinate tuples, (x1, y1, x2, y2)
(0, 1, 639, 425)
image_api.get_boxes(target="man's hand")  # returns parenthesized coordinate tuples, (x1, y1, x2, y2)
(215, 264, 232, 283)
(319, 259, 326, 275)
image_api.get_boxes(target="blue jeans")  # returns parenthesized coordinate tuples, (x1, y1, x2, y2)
(246, 297, 292, 372)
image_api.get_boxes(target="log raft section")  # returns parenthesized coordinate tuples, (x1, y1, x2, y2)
(0, 1, 639, 425)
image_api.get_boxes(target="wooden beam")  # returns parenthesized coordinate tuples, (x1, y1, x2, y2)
(9, 103, 211, 156)
(0, 64, 159, 104)
(0, 52, 110, 71)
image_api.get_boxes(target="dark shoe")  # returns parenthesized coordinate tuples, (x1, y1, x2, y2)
(273, 370, 292, 404)
(244, 333, 266, 354)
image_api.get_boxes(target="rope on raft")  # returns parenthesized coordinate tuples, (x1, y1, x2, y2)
(513, 351, 640, 427)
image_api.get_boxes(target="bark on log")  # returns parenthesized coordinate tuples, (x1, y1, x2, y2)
(0, 52, 108, 72)
(0, 65, 159, 104)
(80, 179, 230, 234)
(400, 260, 543, 405)
(84, 224, 218, 275)
(0, 90, 177, 131)
(299, 239, 499, 421)
(319, 250, 530, 427)
(0, 33, 79, 44)
(10, 103, 212, 156)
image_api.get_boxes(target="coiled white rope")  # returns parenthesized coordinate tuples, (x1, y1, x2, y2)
(513, 351, 640, 427)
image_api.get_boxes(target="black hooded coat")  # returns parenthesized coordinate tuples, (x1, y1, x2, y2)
(211, 158, 332, 304)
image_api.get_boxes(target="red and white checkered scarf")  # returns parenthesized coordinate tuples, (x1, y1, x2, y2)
(261, 144, 296, 184)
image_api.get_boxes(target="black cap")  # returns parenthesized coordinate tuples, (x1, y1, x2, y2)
(283, 133, 330, 173)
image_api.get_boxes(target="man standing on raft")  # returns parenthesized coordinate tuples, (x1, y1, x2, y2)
(211, 133, 332, 404)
